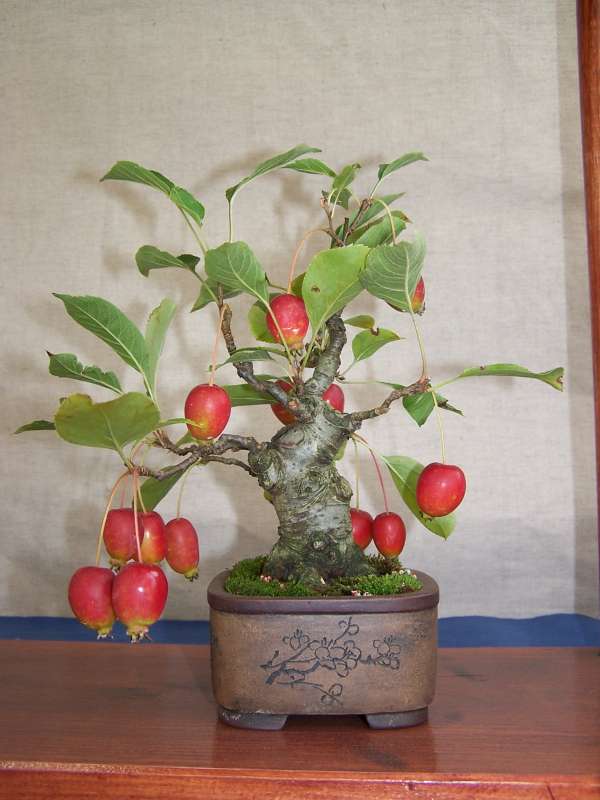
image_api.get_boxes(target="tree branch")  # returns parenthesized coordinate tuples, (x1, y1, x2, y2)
(218, 300, 300, 410)
(304, 315, 347, 396)
(154, 431, 260, 457)
(349, 378, 430, 425)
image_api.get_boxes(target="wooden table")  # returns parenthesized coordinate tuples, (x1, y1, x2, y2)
(0, 642, 598, 799)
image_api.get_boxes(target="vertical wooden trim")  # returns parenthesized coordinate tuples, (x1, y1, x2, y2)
(577, 0, 600, 578)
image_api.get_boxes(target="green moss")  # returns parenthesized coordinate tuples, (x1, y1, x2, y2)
(224, 557, 314, 597)
(223, 555, 422, 597)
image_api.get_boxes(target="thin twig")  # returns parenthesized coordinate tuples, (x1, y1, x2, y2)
(349, 377, 430, 424)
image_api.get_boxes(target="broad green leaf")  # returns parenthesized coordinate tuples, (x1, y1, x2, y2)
(168, 185, 205, 226)
(222, 382, 275, 406)
(144, 299, 176, 394)
(191, 280, 239, 311)
(377, 152, 428, 181)
(344, 315, 376, 329)
(54, 294, 149, 377)
(284, 158, 335, 177)
(226, 144, 321, 202)
(402, 391, 463, 427)
(351, 211, 407, 247)
(100, 161, 174, 193)
(360, 234, 426, 310)
(135, 246, 199, 277)
(382, 455, 456, 539)
(54, 393, 160, 452)
(204, 242, 269, 304)
(14, 420, 56, 434)
(332, 163, 361, 193)
(48, 353, 122, 394)
(216, 347, 285, 368)
(351, 328, 401, 363)
(248, 301, 277, 342)
(101, 161, 205, 224)
(302, 245, 369, 334)
(453, 363, 564, 391)
(140, 472, 183, 512)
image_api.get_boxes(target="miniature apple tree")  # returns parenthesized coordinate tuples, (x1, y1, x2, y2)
(16, 145, 564, 639)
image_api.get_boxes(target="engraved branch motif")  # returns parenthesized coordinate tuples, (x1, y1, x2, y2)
(260, 617, 406, 706)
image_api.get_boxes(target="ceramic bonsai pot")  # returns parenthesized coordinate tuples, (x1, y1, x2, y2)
(207, 570, 438, 730)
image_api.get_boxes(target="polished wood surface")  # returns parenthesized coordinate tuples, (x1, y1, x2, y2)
(0, 642, 597, 798)
(578, 0, 600, 564)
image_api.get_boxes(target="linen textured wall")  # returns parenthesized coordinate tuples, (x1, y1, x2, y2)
(2, 0, 597, 619)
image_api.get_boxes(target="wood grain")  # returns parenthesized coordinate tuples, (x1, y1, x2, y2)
(578, 0, 600, 570)
(0, 642, 597, 798)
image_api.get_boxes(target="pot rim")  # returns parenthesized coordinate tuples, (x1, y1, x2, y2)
(207, 569, 439, 615)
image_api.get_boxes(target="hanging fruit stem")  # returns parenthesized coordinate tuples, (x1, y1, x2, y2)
(286, 227, 326, 293)
(352, 436, 360, 509)
(353, 434, 389, 513)
(176, 467, 193, 520)
(209, 304, 227, 387)
(132, 470, 143, 562)
(95, 471, 130, 567)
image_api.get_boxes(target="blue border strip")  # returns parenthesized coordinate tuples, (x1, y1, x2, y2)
(0, 614, 598, 646)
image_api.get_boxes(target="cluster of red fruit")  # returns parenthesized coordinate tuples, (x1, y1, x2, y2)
(183, 293, 338, 437)
(350, 462, 467, 556)
(68, 511, 199, 641)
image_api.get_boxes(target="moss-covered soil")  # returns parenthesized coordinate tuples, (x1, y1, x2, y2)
(223, 555, 423, 597)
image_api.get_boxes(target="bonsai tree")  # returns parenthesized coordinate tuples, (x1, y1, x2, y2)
(16, 145, 563, 639)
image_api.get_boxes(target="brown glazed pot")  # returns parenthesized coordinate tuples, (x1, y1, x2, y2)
(207, 570, 439, 730)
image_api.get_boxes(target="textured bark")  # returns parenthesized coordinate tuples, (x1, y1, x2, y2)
(248, 396, 369, 585)
(146, 311, 427, 585)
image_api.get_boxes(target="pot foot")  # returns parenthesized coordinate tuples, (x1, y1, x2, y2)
(365, 707, 428, 729)
(218, 705, 288, 730)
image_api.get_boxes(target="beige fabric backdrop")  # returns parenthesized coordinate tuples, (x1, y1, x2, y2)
(1, 0, 597, 620)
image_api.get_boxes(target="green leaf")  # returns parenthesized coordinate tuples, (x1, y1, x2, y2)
(101, 161, 205, 224)
(54, 392, 160, 452)
(402, 391, 463, 427)
(351, 211, 408, 247)
(284, 158, 335, 177)
(204, 242, 269, 304)
(54, 294, 149, 377)
(135, 246, 199, 277)
(248, 301, 278, 342)
(168, 185, 205, 226)
(302, 245, 369, 334)
(360, 234, 426, 310)
(222, 382, 275, 406)
(100, 161, 174, 193)
(336, 194, 404, 240)
(325, 187, 352, 210)
(290, 272, 305, 297)
(351, 328, 401, 363)
(332, 163, 361, 193)
(377, 152, 428, 181)
(344, 315, 376, 329)
(191, 280, 239, 311)
(14, 420, 56, 434)
(140, 472, 183, 512)
(382, 455, 456, 539)
(226, 144, 321, 202)
(452, 364, 564, 391)
(48, 353, 122, 394)
(144, 299, 176, 394)
(216, 347, 285, 368)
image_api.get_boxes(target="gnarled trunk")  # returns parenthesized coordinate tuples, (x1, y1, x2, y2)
(249, 398, 369, 585)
